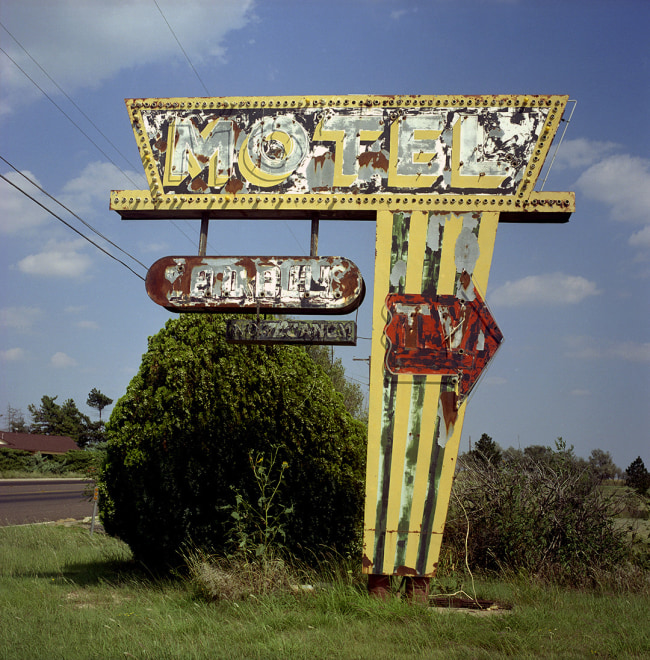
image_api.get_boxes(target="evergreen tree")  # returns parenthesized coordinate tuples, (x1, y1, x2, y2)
(86, 388, 113, 422)
(28, 395, 95, 448)
(625, 457, 650, 496)
(469, 433, 502, 465)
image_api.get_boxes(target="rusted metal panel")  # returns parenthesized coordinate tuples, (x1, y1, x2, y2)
(112, 94, 572, 219)
(384, 277, 503, 402)
(226, 319, 356, 345)
(145, 256, 364, 314)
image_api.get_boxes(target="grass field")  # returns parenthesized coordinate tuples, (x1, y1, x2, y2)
(1, 523, 649, 659)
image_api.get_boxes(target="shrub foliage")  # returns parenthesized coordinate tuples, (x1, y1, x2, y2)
(99, 314, 367, 568)
(445, 440, 632, 585)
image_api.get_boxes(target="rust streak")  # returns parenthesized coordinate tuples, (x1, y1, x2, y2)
(440, 390, 458, 434)
(358, 151, 389, 171)
(224, 178, 245, 194)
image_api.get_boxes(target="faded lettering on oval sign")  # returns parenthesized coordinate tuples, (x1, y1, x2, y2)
(146, 255, 365, 314)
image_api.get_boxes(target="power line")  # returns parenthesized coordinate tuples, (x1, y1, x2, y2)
(1, 155, 148, 271)
(0, 173, 145, 282)
(0, 46, 144, 189)
(152, 0, 210, 96)
(0, 22, 144, 178)
(0, 22, 216, 254)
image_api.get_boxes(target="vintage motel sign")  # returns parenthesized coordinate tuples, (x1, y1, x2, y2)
(112, 94, 574, 580)
(145, 255, 364, 314)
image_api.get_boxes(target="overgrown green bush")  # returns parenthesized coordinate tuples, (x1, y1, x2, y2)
(0, 447, 101, 477)
(445, 440, 634, 586)
(99, 314, 367, 569)
(0, 447, 32, 472)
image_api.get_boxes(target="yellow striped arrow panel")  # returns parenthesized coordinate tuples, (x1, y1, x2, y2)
(363, 209, 498, 576)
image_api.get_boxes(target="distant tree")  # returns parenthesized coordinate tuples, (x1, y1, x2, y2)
(86, 388, 113, 422)
(523, 444, 554, 463)
(28, 395, 96, 448)
(469, 433, 501, 465)
(588, 448, 620, 482)
(2, 404, 29, 433)
(305, 345, 366, 420)
(625, 457, 650, 496)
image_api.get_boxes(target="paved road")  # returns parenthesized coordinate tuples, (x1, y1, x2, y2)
(0, 479, 95, 526)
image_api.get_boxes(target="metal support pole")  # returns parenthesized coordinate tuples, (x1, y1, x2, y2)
(310, 213, 319, 257)
(404, 576, 430, 603)
(367, 574, 391, 599)
(90, 486, 98, 536)
(199, 212, 209, 256)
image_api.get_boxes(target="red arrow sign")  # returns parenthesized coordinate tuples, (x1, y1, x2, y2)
(384, 284, 503, 401)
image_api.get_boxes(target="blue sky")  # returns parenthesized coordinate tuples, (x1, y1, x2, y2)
(0, 0, 648, 470)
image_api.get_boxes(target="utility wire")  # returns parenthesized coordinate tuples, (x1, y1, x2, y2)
(0, 22, 144, 177)
(0, 173, 145, 282)
(152, 0, 210, 96)
(0, 40, 212, 253)
(1, 155, 148, 271)
(1, 19, 221, 254)
(0, 46, 143, 189)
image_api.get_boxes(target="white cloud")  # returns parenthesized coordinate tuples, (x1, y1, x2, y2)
(17, 239, 93, 277)
(489, 273, 600, 307)
(61, 162, 146, 214)
(564, 336, 650, 363)
(50, 352, 77, 368)
(0, 0, 255, 113)
(0, 170, 51, 235)
(77, 320, 99, 330)
(570, 389, 591, 397)
(0, 306, 42, 330)
(576, 154, 650, 224)
(629, 226, 650, 249)
(0, 347, 27, 361)
(553, 138, 620, 170)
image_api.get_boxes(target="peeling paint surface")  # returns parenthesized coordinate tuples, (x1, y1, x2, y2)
(125, 95, 566, 203)
(145, 255, 364, 314)
(117, 93, 575, 581)
(364, 209, 501, 577)
(226, 319, 356, 345)
(384, 284, 503, 401)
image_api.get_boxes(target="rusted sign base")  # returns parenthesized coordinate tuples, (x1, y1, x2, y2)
(226, 319, 357, 345)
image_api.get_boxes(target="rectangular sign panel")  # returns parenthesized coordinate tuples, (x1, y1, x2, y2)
(226, 319, 357, 345)
(112, 95, 572, 220)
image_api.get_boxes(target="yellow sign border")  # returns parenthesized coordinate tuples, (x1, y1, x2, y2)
(116, 94, 570, 216)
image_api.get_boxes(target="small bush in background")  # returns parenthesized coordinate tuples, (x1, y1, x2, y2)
(446, 439, 638, 587)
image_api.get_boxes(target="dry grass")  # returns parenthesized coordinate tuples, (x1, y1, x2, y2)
(186, 551, 310, 602)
